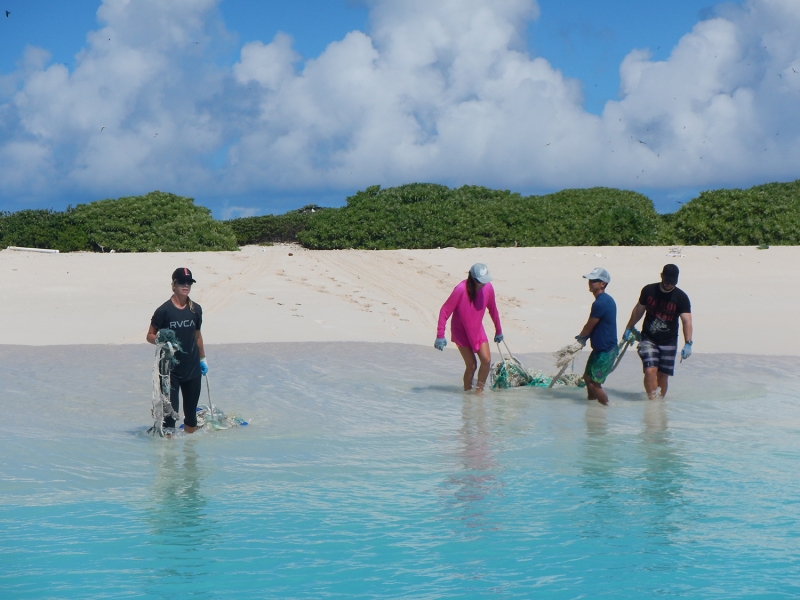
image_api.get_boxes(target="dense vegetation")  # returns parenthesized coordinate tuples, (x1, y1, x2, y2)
(2, 181, 798, 252)
(226, 205, 327, 246)
(664, 180, 800, 245)
(0, 209, 90, 252)
(295, 184, 660, 249)
(0, 191, 238, 252)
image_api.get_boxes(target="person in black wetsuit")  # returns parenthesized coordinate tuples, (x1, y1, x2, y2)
(146, 268, 208, 433)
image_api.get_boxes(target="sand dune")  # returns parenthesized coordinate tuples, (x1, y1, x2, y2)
(0, 244, 794, 355)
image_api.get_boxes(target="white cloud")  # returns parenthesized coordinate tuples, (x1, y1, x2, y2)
(0, 0, 799, 206)
(219, 205, 260, 220)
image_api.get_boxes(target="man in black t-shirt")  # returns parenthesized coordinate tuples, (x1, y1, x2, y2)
(623, 264, 693, 399)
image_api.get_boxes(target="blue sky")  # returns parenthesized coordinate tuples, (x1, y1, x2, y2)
(0, 0, 797, 216)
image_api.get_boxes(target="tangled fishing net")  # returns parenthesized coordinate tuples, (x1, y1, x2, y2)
(148, 328, 247, 436)
(195, 404, 247, 430)
(149, 329, 182, 437)
(491, 342, 586, 389)
(554, 341, 584, 369)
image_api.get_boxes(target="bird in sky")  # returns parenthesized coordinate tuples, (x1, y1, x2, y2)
(5, 10, 9, 17)
(100, 126, 105, 131)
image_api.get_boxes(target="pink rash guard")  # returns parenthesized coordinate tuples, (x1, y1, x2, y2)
(437, 280, 502, 352)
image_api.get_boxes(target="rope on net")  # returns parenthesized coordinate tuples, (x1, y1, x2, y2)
(554, 341, 584, 369)
(491, 341, 586, 389)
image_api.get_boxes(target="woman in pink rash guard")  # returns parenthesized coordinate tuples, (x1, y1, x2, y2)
(435, 263, 503, 392)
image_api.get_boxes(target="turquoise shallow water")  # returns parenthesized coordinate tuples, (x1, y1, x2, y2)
(1, 343, 800, 598)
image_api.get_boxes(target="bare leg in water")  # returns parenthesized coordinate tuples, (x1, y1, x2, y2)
(644, 367, 669, 399)
(458, 343, 492, 392)
(583, 373, 609, 406)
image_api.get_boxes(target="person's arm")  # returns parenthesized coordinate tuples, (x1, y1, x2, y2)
(625, 304, 646, 330)
(579, 317, 600, 338)
(146, 324, 158, 344)
(487, 285, 502, 337)
(680, 312, 692, 343)
(196, 330, 206, 359)
(436, 286, 461, 338)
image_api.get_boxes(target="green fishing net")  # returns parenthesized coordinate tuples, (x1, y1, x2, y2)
(491, 342, 586, 389)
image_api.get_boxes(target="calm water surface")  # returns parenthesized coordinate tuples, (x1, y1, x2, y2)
(1, 343, 799, 598)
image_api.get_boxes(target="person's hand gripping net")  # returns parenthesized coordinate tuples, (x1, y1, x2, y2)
(622, 327, 641, 343)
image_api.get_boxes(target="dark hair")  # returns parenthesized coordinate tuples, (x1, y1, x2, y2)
(466, 274, 478, 304)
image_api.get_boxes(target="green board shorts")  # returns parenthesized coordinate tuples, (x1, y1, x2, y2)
(584, 347, 619, 384)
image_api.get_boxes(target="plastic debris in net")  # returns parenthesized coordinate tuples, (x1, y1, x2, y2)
(492, 358, 534, 389)
(492, 341, 586, 389)
(194, 404, 248, 430)
(491, 362, 584, 388)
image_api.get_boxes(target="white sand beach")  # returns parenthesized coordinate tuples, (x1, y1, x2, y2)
(0, 244, 794, 355)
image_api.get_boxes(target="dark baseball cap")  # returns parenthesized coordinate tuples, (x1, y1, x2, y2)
(662, 264, 679, 284)
(172, 267, 196, 284)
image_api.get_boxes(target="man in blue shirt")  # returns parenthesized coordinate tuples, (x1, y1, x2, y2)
(575, 268, 618, 406)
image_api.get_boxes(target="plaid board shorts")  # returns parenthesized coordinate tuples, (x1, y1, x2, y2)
(637, 339, 678, 376)
(583, 347, 619, 384)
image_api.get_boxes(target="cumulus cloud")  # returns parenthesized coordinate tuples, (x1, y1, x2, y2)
(0, 0, 799, 208)
(0, 0, 228, 201)
(219, 205, 260, 220)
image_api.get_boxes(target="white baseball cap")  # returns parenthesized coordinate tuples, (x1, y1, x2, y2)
(469, 263, 492, 284)
(583, 267, 610, 283)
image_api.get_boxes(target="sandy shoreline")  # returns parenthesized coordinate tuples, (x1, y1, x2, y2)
(0, 244, 795, 355)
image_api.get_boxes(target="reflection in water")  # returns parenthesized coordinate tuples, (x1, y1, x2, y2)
(639, 401, 689, 539)
(576, 401, 690, 547)
(444, 396, 503, 533)
(145, 439, 216, 591)
(577, 404, 617, 538)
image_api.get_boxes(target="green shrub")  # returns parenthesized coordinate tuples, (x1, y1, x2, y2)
(297, 184, 660, 249)
(226, 205, 327, 245)
(4, 180, 799, 252)
(0, 209, 91, 252)
(668, 180, 800, 245)
(70, 191, 238, 252)
(0, 191, 239, 252)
